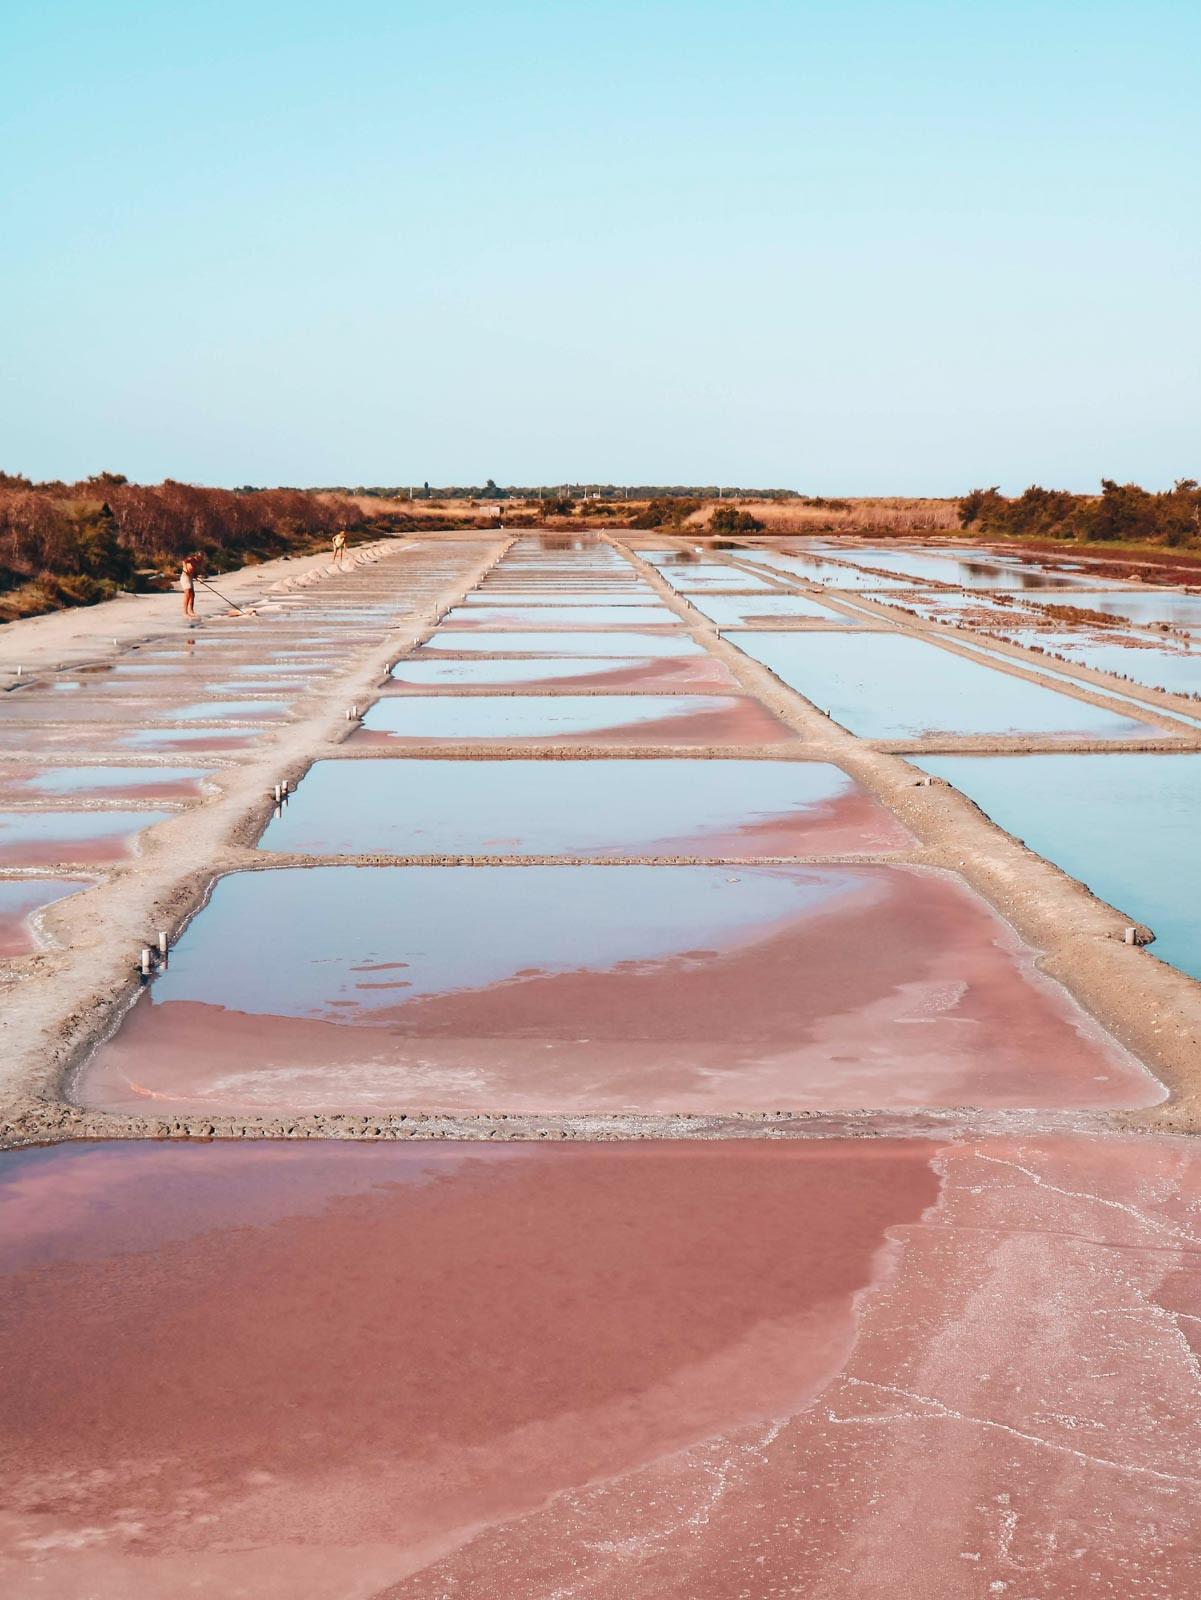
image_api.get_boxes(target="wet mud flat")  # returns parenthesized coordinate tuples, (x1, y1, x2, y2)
(74, 863, 1158, 1118)
(3, 1133, 1200, 1599)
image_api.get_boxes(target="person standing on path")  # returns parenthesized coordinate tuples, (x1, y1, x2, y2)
(332, 529, 348, 567)
(180, 553, 200, 619)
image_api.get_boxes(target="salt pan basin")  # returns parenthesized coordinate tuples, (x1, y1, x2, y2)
(418, 630, 704, 656)
(388, 655, 739, 691)
(75, 863, 1157, 1117)
(259, 758, 912, 857)
(0, 877, 90, 954)
(730, 631, 1154, 740)
(4, 1133, 1196, 1598)
(353, 694, 795, 746)
(914, 751, 1201, 981)
(0, 810, 172, 866)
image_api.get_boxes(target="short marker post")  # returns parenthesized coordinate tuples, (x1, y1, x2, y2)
(140, 947, 153, 976)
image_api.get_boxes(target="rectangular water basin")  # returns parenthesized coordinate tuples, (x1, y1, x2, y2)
(388, 655, 739, 691)
(741, 553, 914, 590)
(259, 758, 912, 857)
(3, 1132, 1195, 1596)
(465, 591, 661, 605)
(0, 877, 91, 954)
(1027, 589, 1201, 634)
(728, 632, 1155, 740)
(913, 752, 1201, 980)
(354, 694, 795, 746)
(686, 594, 853, 626)
(418, 631, 705, 656)
(0, 809, 172, 866)
(439, 606, 681, 628)
(0, 766, 211, 803)
(993, 633, 1201, 698)
(74, 863, 1156, 1117)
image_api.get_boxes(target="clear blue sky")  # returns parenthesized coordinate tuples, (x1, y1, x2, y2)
(3, 1, 1198, 493)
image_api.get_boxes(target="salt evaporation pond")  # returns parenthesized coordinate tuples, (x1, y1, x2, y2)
(729, 631, 1155, 739)
(0, 877, 90, 954)
(835, 547, 1099, 591)
(4, 1133, 1195, 1594)
(1028, 589, 1201, 633)
(913, 751, 1201, 980)
(440, 605, 681, 628)
(418, 630, 705, 656)
(0, 766, 209, 803)
(74, 863, 1156, 1116)
(685, 593, 851, 626)
(388, 655, 738, 691)
(259, 758, 911, 857)
(355, 694, 794, 745)
(995, 632, 1201, 697)
(0, 810, 172, 866)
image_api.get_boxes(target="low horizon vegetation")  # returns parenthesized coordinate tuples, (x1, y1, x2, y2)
(959, 480, 1201, 548)
(0, 473, 370, 621)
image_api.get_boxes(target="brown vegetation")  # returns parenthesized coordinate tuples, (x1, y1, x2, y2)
(0, 474, 366, 621)
(960, 480, 1201, 548)
(682, 498, 961, 536)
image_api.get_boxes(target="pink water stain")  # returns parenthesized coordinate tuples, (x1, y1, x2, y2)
(0, 1137, 939, 1599)
(0, 766, 211, 804)
(351, 693, 797, 747)
(0, 810, 173, 867)
(382, 1132, 1201, 1599)
(387, 655, 741, 692)
(0, 877, 91, 955)
(5, 1132, 1199, 1597)
(76, 864, 1159, 1117)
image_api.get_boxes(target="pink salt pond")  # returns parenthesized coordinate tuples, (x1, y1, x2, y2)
(2, 1133, 1197, 1598)
(260, 757, 911, 858)
(0, 809, 173, 867)
(0, 877, 90, 955)
(75, 863, 1158, 1117)
(0, 766, 211, 804)
(388, 654, 739, 691)
(353, 694, 795, 746)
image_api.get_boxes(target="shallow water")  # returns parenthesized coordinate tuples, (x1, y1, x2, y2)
(356, 693, 792, 745)
(835, 548, 1100, 591)
(75, 863, 1154, 1117)
(0, 766, 209, 801)
(1027, 589, 1201, 633)
(685, 593, 852, 625)
(913, 751, 1201, 979)
(0, 809, 172, 866)
(418, 630, 705, 656)
(440, 605, 680, 629)
(0, 876, 90, 954)
(994, 632, 1201, 697)
(738, 552, 914, 590)
(463, 591, 663, 606)
(5, 1132, 1198, 1595)
(388, 655, 737, 690)
(259, 758, 910, 857)
(728, 631, 1155, 739)
(157, 700, 292, 721)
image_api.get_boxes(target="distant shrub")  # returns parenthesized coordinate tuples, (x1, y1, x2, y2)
(628, 497, 701, 530)
(708, 504, 764, 536)
(959, 479, 1201, 547)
